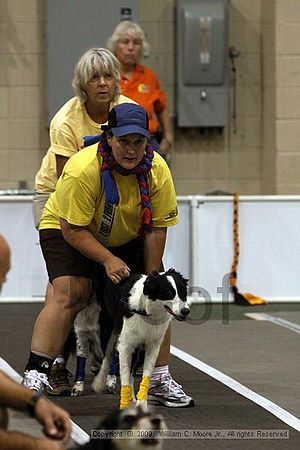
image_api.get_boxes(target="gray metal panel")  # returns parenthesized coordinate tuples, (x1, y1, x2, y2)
(182, 2, 226, 85)
(46, 0, 138, 124)
(177, 86, 229, 127)
(176, 0, 230, 128)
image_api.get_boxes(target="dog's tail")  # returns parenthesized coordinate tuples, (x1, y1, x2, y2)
(91, 331, 118, 393)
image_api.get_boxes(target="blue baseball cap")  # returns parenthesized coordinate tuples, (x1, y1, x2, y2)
(101, 103, 150, 139)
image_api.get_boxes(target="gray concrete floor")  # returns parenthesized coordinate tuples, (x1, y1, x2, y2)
(1, 303, 300, 449)
(172, 310, 300, 418)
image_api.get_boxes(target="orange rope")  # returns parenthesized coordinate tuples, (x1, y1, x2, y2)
(229, 193, 239, 289)
(229, 193, 266, 305)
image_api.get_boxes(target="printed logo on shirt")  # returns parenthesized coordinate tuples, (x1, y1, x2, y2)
(165, 207, 178, 220)
(138, 83, 150, 93)
(98, 202, 115, 244)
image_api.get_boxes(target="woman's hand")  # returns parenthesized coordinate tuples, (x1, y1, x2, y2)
(35, 397, 71, 444)
(103, 254, 131, 283)
(159, 137, 172, 156)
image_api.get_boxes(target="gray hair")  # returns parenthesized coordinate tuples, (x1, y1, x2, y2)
(106, 21, 150, 57)
(72, 48, 121, 104)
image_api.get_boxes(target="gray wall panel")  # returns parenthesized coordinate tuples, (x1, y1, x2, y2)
(46, 0, 138, 123)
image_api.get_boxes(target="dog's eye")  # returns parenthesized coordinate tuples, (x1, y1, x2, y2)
(165, 289, 174, 297)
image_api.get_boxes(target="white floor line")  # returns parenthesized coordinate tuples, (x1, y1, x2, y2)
(0, 358, 90, 445)
(245, 312, 300, 334)
(170, 346, 300, 433)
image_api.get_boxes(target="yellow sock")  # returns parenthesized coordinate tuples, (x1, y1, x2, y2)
(120, 385, 133, 409)
(136, 376, 150, 401)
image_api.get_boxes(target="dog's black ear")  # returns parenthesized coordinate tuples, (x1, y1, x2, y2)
(143, 272, 160, 300)
(165, 268, 189, 300)
(80, 410, 120, 448)
(165, 268, 188, 282)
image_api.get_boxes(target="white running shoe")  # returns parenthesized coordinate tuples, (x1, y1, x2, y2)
(22, 370, 51, 395)
(148, 373, 194, 408)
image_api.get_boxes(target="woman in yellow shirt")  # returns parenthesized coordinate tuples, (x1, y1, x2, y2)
(33, 47, 135, 228)
(32, 48, 136, 395)
(24, 103, 194, 408)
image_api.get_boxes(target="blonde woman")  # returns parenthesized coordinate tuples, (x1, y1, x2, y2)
(33, 47, 135, 228)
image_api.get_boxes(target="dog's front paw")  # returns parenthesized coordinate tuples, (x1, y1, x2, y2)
(105, 374, 117, 394)
(72, 381, 84, 396)
(136, 399, 148, 411)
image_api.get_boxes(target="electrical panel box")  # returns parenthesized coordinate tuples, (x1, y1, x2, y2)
(176, 0, 229, 127)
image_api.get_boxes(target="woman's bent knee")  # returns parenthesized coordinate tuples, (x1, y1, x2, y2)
(51, 276, 92, 310)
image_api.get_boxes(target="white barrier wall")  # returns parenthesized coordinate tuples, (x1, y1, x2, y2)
(164, 196, 300, 303)
(1, 195, 300, 302)
(204, 198, 300, 302)
(0, 197, 48, 300)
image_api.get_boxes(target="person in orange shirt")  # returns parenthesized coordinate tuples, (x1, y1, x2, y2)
(107, 21, 173, 161)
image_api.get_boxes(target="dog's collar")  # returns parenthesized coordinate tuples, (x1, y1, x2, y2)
(131, 308, 150, 317)
(120, 298, 150, 318)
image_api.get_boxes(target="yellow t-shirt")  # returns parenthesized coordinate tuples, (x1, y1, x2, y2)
(35, 95, 136, 193)
(39, 145, 179, 247)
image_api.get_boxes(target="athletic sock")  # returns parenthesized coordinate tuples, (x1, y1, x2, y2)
(25, 351, 54, 377)
(151, 365, 169, 381)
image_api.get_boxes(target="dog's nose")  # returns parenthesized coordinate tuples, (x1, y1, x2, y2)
(180, 307, 190, 316)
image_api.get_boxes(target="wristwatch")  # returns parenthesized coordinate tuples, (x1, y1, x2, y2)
(27, 391, 43, 417)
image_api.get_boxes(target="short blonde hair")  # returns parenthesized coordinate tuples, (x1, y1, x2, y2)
(72, 48, 121, 104)
(107, 21, 150, 58)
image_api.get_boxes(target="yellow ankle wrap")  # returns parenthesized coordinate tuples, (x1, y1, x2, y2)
(120, 385, 133, 409)
(136, 376, 150, 401)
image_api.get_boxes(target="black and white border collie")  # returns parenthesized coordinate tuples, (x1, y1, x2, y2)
(79, 405, 167, 450)
(92, 268, 190, 409)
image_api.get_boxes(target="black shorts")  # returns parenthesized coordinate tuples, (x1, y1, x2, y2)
(39, 229, 145, 284)
(39, 229, 94, 283)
